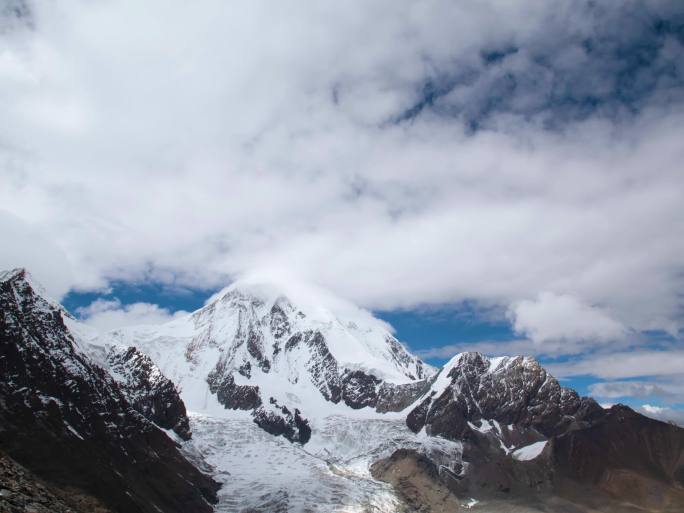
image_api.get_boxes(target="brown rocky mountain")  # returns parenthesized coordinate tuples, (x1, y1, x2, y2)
(372, 352, 684, 512)
(0, 269, 219, 513)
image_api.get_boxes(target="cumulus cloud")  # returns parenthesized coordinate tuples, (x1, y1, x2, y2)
(0, 0, 683, 353)
(637, 404, 684, 427)
(76, 298, 188, 331)
(509, 292, 626, 345)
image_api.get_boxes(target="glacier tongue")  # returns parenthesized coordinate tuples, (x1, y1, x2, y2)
(183, 412, 462, 513)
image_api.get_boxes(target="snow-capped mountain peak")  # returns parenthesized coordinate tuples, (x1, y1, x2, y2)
(407, 351, 602, 442)
(95, 278, 434, 442)
(185, 278, 431, 381)
(0, 268, 66, 317)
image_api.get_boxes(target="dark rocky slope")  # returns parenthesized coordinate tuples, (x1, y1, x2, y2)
(372, 352, 684, 513)
(0, 449, 113, 513)
(407, 352, 602, 439)
(552, 404, 684, 511)
(0, 269, 219, 513)
(101, 344, 191, 440)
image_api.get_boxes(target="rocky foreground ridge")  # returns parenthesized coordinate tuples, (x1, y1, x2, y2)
(0, 269, 218, 513)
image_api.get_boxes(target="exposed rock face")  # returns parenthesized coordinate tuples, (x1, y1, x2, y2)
(385, 336, 432, 381)
(406, 396, 433, 433)
(339, 372, 432, 411)
(103, 345, 191, 440)
(207, 371, 262, 410)
(376, 406, 684, 513)
(341, 370, 381, 409)
(0, 269, 219, 513)
(284, 330, 343, 403)
(370, 449, 454, 513)
(371, 352, 684, 513)
(407, 352, 602, 439)
(371, 447, 566, 513)
(251, 398, 312, 444)
(269, 302, 291, 339)
(376, 379, 431, 413)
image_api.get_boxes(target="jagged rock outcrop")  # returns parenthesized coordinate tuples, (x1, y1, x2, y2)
(102, 345, 191, 439)
(251, 398, 312, 444)
(407, 352, 602, 439)
(369, 352, 684, 513)
(376, 379, 431, 413)
(340, 370, 381, 409)
(0, 269, 219, 513)
(284, 330, 343, 403)
(207, 371, 262, 410)
(374, 404, 684, 512)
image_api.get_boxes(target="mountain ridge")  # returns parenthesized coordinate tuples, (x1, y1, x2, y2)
(3, 267, 684, 513)
(0, 268, 219, 513)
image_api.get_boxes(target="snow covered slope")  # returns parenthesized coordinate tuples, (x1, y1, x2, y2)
(96, 278, 434, 442)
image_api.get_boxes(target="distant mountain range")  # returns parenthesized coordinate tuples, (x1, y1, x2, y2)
(1, 268, 683, 513)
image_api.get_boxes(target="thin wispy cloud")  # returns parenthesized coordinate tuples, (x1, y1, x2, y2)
(589, 381, 673, 400)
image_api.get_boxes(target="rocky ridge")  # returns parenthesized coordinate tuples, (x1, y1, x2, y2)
(98, 344, 192, 440)
(0, 269, 219, 513)
(367, 351, 684, 513)
(407, 352, 602, 440)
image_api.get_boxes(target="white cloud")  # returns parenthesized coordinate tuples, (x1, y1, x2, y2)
(0, 210, 75, 298)
(549, 351, 684, 379)
(0, 0, 682, 353)
(588, 381, 671, 399)
(554, 358, 684, 408)
(415, 339, 539, 360)
(76, 298, 188, 331)
(641, 404, 666, 415)
(509, 292, 626, 345)
(637, 404, 684, 427)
